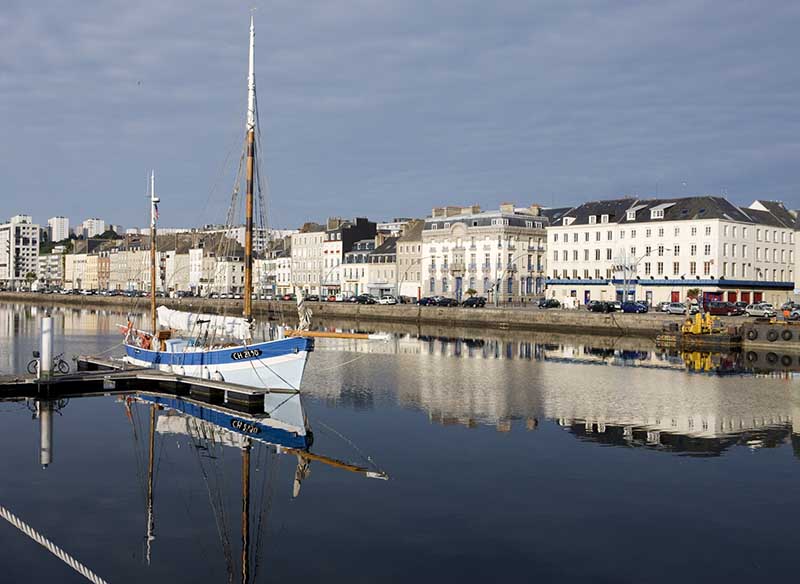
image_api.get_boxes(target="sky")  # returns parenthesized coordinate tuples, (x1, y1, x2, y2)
(1, 0, 799, 230)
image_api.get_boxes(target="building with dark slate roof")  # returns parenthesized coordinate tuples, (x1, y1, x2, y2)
(546, 195, 797, 307)
(422, 203, 550, 302)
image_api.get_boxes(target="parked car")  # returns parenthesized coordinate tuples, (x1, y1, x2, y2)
(305, 294, 320, 301)
(378, 295, 397, 305)
(538, 298, 561, 309)
(281, 293, 296, 301)
(589, 301, 611, 313)
(355, 294, 377, 304)
(436, 297, 459, 307)
(707, 301, 745, 316)
(461, 296, 487, 308)
(418, 296, 437, 306)
(656, 301, 671, 312)
(745, 303, 776, 317)
(734, 301, 749, 309)
(397, 295, 417, 304)
(665, 302, 698, 315)
(621, 301, 648, 313)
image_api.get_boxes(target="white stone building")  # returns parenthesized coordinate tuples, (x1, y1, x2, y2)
(545, 196, 796, 306)
(291, 224, 325, 295)
(0, 215, 41, 290)
(421, 203, 549, 303)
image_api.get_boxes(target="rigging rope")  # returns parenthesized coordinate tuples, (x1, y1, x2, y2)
(0, 504, 109, 584)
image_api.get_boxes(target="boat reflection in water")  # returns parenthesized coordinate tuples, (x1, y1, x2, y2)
(4, 389, 386, 584)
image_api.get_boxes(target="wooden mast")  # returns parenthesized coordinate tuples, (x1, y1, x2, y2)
(243, 16, 256, 320)
(240, 439, 251, 584)
(145, 403, 156, 565)
(149, 171, 159, 336)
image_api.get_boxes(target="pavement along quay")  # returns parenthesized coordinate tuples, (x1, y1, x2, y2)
(0, 291, 703, 337)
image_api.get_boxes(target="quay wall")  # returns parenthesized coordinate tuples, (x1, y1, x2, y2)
(0, 292, 691, 337)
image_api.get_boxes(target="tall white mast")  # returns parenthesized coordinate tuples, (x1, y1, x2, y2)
(246, 15, 256, 132)
(149, 170, 159, 337)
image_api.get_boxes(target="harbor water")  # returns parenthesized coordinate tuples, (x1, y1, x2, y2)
(1, 302, 799, 583)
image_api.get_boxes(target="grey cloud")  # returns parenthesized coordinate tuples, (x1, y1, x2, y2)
(1, 0, 799, 229)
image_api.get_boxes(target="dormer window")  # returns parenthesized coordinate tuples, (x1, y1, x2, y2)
(588, 215, 597, 225)
(651, 209, 664, 219)
(627, 210, 636, 221)
(562, 217, 574, 226)
(601, 214, 609, 224)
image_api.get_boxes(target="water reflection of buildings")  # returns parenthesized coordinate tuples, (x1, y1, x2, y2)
(308, 332, 800, 457)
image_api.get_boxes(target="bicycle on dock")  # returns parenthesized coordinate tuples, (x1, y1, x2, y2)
(27, 351, 70, 375)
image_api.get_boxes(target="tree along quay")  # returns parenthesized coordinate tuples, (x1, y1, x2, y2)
(0, 292, 693, 338)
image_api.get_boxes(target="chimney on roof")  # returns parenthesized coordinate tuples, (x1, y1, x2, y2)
(528, 204, 541, 216)
(499, 202, 515, 213)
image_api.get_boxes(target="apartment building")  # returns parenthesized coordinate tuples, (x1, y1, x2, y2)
(546, 196, 797, 306)
(48, 216, 70, 242)
(0, 215, 41, 290)
(37, 245, 67, 288)
(421, 203, 549, 303)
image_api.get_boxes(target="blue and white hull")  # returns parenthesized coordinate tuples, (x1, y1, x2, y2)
(123, 336, 314, 391)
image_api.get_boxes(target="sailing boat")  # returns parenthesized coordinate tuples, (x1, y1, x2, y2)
(122, 17, 313, 390)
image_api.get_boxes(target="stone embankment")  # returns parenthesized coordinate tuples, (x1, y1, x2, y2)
(0, 292, 694, 337)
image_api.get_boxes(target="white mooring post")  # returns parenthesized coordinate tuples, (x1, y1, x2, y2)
(40, 316, 53, 380)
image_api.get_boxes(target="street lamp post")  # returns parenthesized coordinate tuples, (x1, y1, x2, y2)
(493, 250, 533, 307)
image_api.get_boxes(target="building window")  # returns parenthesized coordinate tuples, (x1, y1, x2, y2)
(630, 246, 636, 257)
(673, 261, 680, 275)
(690, 261, 697, 275)
(554, 233, 559, 242)
(595, 249, 601, 261)
(442, 278, 448, 292)
(595, 231, 601, 241)
(631, 230, 637, 238)
(657, 245, 664, 256)
(703, 261, 711, 275)
(644, 262, 651, 275)
(658, 228, 664, 237)
(723, 225, 728, 236)
(589, 215, 597, 225)
(606, 249, 612, 260)
(620, 230, 625, 239)
(607, 231, 613, 240)
(429, 278, 435, 292)
(601, 214, 609, 223)
(691, 227, 697, 236)
(595, 269, 601, 279)
(627, 210, 636, 221)
(584, 249, 589, 261)
(690, 244, 697, 256)
(705, 225, 712, 236)
(673, 245, 680, 256)
(584, 232, 590, 242)
(646, 228, 651, 238)
(657, 262, 664, 275)
(705, 244, 712, 256)
(674, 227, 680, 236)
(645, 246, 652, 256)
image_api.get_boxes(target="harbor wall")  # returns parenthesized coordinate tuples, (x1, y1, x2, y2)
(0, 292, 690, 337)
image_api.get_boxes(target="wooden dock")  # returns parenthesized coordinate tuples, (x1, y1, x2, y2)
(0, 355, 297, 413)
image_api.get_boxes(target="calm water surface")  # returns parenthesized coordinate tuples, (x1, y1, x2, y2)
(1, 302, 799, 583)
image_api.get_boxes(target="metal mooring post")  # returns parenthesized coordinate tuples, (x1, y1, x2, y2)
(40, 315, 53, 381)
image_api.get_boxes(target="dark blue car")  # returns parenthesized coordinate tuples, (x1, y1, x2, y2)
(621, 301, 648, 314)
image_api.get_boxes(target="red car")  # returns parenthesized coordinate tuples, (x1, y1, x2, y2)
(707, 301, 744, 316)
